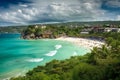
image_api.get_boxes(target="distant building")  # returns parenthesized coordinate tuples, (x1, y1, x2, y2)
(34, 25, 46, 29)
(41, 25, 46, 29)
(35, 25, 38, 28)
(80, 28, 91, 34)
(92, 27, 104, 33)
(104, 28, 120, 32)
(80, 32, 89, 34)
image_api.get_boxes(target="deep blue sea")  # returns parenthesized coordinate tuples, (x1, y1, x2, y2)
(0, 33, 90, 80)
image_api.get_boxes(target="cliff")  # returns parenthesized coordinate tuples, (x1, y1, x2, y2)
(21, 25, 66, 39)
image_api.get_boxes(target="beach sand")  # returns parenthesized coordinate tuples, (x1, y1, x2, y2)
(55, 37, 105, 49)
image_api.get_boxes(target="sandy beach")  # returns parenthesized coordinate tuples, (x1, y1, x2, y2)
(55, 37, 105, 49)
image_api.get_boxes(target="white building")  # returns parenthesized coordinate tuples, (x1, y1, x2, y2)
(104, 28, 120, 32)
(80, 32, 89, 34)
(35, 25, 38, 28)
(41, 25, 46, 29)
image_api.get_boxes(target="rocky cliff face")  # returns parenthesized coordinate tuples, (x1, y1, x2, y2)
(21, 25, 67, 39)
(21, 33, 55, 39)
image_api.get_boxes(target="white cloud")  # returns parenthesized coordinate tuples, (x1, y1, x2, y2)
(19, 4, 28, 7)
(0, 0, 119, 25)
(18, 9, 22, 13)
(117, 15, 120, 20)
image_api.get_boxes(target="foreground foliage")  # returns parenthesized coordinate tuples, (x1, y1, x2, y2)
(11, 32, 120, 80)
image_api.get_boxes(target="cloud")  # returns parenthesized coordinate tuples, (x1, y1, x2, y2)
(0, 0, 119, 26)
(105, 0, 120, 8)
(0, 6, 39, 24)
(19, 4, 28, 7)
(117, 15, 120, 20)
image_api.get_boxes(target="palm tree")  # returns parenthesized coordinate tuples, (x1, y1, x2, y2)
(88, 47, 98, 64)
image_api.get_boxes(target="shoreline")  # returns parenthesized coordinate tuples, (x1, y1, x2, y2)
(55, 37, 105, 49)
(21, 36, 105, 50)
(2, 36, 105, 80)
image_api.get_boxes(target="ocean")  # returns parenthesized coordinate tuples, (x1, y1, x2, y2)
(0, 33, 90, 80)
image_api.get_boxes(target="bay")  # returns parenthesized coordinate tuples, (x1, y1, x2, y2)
(0, 33, 90, 80)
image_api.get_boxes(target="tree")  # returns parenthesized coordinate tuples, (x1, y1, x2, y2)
(35, 28, 42, 36)
(72, 63, 105, 80)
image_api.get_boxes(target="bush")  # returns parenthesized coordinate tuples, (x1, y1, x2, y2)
(72, 63, 105, 80)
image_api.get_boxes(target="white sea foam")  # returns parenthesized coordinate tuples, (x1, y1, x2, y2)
(45, 50, 57, 56)
(55, 45, 62, 50)
(27, 58, 44, 62)
(73, 52, 77, 56)
(3, 78, 10, 80)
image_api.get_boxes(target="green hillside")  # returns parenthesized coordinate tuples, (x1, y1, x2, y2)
(11, 32, 120, 80)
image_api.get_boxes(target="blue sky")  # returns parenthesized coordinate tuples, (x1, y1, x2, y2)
(0, 0, 120, 26)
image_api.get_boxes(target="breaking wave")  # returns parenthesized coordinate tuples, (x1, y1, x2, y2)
(73, 51, 77, 56)
(55, 45, 62, 50)
(27, 58, 44, 62)
(45, 50, 57, 56)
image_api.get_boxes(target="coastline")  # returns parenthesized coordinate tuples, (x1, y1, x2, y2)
(1, 35, 92, 80)
(55, 37, 105, 49)
(1, 35, 105, 80)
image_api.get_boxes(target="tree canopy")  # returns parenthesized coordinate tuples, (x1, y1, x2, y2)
(11, 32, 120, 80)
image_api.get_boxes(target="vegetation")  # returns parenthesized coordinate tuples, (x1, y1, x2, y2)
(21, 21, 120, 39)
(1, 21, 119, 33)
(3, 21, 119, 80)
(10, 32, 120, 80)
(0, 26, 27, 33)
(22, 25, 84, 39)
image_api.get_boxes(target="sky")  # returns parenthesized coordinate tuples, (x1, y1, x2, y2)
(0, 0, 120, 26)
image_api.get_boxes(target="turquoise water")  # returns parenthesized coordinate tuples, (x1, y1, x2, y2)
(0, 33, 90, 80)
